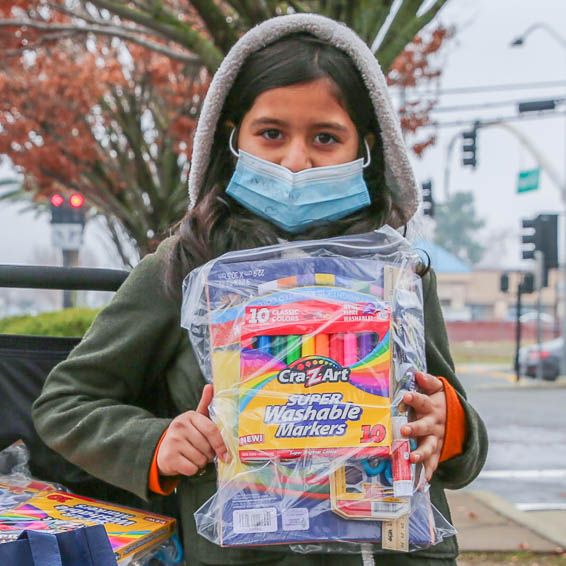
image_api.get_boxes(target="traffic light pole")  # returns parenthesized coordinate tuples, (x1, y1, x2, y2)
(535, 251, 544, 380)
(62, 250, 79, 309)
(561, 201, 566, 378)
(514, 281, 523, 383)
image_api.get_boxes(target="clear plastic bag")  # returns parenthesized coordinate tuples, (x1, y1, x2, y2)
(120, 533, 184, 565)
(181, 226, 457, 553)
(0, 442, 60, 516)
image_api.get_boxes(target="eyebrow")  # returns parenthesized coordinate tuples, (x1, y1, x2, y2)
(250, 117, 350, 133)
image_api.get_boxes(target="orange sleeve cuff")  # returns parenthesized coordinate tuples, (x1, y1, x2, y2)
(438, 377, 468, 463)
(149, 428, 180, 495)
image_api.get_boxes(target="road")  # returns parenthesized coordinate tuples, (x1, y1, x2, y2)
(457, 365, 566, 511)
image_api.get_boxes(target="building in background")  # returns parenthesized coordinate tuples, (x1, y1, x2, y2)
(414, 239, 560, 325)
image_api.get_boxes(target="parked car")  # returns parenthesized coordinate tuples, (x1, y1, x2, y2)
(518, 337, 563, 381)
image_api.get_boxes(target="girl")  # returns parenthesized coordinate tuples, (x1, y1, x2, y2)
(33, 14, 488, 566)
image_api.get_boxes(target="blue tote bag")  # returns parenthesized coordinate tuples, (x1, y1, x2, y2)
(0, 525, 118, 566)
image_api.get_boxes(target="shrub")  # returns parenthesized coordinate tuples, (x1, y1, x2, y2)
(0, 308, 101, 337)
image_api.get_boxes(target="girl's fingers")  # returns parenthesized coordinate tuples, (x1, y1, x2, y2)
(180, 420, 215, 461)
(409, 434, 438, 462)
(403, 390, 433, 415)
(196, 384, 214, 417)
(190, 412, 229, 462)
(176, 442, 210, 472)
(401, 415, 437, 438)
(174, 451, 207, 477)
(414, 372, 444, 395)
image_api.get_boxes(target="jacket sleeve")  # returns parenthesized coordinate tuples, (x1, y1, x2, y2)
(32, 241, 184, 502)
(421, 268, 489, 489)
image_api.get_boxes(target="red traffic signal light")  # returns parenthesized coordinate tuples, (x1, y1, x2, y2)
(50, 193, 65, 207)
(49, 192, 86, 225)
(69, 193, 85, 208)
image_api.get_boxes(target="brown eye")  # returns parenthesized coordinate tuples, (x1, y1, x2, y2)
(315, 133, 338, 145)
(261, 129, 282, 140)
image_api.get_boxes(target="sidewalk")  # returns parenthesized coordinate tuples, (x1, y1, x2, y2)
(455, 362, 566, 390)
(446, 490, 566, 553)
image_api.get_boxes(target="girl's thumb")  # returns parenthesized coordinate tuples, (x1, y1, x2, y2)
(196, 383, 214, 416)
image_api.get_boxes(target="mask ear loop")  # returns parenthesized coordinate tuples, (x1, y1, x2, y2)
(229, 127, 240, 158)
(362, 138, 372, 169)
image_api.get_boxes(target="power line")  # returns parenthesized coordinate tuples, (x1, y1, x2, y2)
(429, 95, 566, 113)
(431, 110, 566, 129)
(393, 80, 566, 96)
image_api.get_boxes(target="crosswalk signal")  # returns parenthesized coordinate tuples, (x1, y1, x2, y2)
(50, 192, 86, 225)
(461, 123, 479, 169)
(421, 180, 434, 217)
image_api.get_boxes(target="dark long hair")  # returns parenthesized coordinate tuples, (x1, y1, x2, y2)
(166, 33, 408, 296)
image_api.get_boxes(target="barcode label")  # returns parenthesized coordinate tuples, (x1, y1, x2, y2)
(372, 502, 402, 513)
(371, 499, 410, 519)
(233, 508, 277, 534)
(282, 508, 309, 531)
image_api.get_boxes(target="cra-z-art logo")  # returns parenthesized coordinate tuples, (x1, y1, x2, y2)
(277, 357, 351, 387)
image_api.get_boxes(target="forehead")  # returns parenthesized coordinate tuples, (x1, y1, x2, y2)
(245, 78, 353, 125)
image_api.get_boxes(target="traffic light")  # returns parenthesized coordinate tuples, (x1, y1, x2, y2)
(50, 193, 85, 225)
(521, 217, 538, 260)
(421, 180, 434, 217)
(538, 213, 558, 269)
(461, 124, 478, 169)
(500, 273, 509, 293)
(520, 214, 558, 287)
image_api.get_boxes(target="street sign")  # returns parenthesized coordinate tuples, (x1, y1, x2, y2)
(51, 223, 84, 251)
(517, 168, 540, 193)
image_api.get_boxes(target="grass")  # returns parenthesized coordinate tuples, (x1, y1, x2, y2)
(459, 552, 566, 565)
(450, 341, 532, 365)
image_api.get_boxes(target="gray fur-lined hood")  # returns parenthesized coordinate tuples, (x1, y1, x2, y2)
(188, 13, 419, 227)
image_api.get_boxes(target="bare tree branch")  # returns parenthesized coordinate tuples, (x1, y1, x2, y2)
(86, 0, 223, 70)
(0, 19, 201, 63)
(189, 0, 239, 53)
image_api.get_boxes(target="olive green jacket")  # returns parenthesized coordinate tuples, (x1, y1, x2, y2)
(33, 240, 488, 566)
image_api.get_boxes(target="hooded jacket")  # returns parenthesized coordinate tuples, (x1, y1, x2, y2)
(188, 13, 420, 228)
(33, 14, 488, 566)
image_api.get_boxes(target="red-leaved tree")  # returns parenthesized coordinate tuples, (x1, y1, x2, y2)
(0, 1, 450, 264)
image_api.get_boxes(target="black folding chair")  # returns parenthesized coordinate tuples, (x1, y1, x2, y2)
(0, 265, 178, 516)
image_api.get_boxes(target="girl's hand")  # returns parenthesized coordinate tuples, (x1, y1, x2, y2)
(401, 372, 446, 482)
(157, 384, 229, 477)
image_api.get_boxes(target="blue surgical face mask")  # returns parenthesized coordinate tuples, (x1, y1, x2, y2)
(225, 129, 372, 234)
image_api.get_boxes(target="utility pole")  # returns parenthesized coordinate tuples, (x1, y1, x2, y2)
(50, 193, 86, 308)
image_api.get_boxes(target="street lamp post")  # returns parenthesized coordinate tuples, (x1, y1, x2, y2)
(511, 23, 566, 376)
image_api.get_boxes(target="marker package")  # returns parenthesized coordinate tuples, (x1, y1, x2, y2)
(181, 226, 456, 554)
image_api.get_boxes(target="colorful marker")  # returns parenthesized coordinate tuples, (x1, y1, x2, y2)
(358, 333, 373, 359)
(286, 335, 302, 364)
(301, 335, 315, 357)
(315, 333, 330, 357)
(272, 335, 287, 360)
(343, 333, 358, 366)
(330, 333, 344, 365)
(257, 335, 271, 355)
